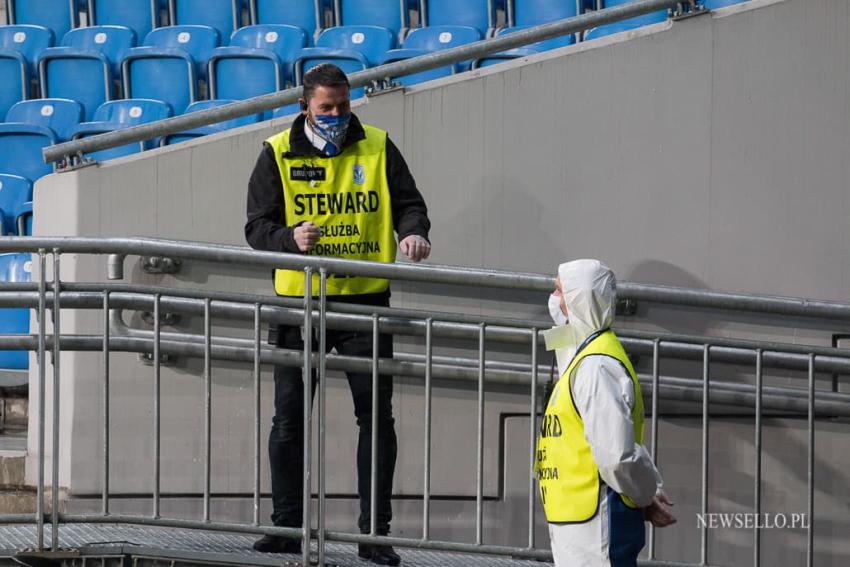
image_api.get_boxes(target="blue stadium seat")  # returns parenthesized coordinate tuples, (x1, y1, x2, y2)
(472, 25, 572, 68)
(0, 252, 32, 372)
(703, 0, 748, 8)
(208, 48, 284, 110)
(5, 98, 84, 142)
(0, 175, 32, 236)
(70, 99, 173, 161)
(422, 0, 494, 36)
(294, 26, 396, 97)
(7, 0, 78, 41)
(510, 0, 577, 26)
(0, 124, 57, 181)
(122, 25, 220, 114)
(382, 25, 481, 86)
(162, 99, 263, 145)
(0, 49, 29, 119)
(88, 0, 160, 40)
(586, 0, 668, 37)
(253, 0, 322, 42)
(337, 0, 408, 39)
(229, 24, 309, 87)
(170, 0, 246, 40)
(0, 25, 54, 77)
(60, 25, 137, 77)
(38, 47, 114, 121)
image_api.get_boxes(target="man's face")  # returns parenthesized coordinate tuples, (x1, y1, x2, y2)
(300, 85, 351, 120)
(553, 277, 568, 318)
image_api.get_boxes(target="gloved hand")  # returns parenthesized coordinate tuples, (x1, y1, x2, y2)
(399, 235, 431, 262)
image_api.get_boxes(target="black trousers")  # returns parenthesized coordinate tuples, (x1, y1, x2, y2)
(268, 316, 397, 534)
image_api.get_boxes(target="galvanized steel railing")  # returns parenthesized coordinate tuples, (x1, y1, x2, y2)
(41, 0, 692, 165)
(0, 236, 845, 567)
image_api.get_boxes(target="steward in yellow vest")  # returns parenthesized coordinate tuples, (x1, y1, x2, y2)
(244, 64, 430, 565)
(538, 260, 676, 567)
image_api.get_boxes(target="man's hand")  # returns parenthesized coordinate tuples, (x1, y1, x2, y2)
(399, 235, 431, 262)
(293, 222, 321, 252)
(642, 493, 677, 528)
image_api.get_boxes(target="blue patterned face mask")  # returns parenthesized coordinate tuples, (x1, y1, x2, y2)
(311, 113, 351, 156)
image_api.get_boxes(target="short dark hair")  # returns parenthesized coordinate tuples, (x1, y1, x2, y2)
(302, 63, 350, 100)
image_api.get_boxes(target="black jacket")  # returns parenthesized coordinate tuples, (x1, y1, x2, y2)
(245, 113, 430, 301)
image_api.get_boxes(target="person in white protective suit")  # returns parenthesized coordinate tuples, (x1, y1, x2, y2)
(536, 259, 676, 567)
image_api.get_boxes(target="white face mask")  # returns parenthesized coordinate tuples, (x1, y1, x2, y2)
(548, 293, 568, 326)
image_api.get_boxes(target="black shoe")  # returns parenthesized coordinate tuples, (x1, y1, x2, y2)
(253, 534, 302, 554)
(358, 543, 401, 566)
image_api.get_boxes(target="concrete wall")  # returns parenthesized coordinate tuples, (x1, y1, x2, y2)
(25, 0, 850, 564)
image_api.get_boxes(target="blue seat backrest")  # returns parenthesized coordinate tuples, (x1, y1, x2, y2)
(92, 98, 173, 125)
(317, 26, 396, 67)
(703, 0, 747, 8)
(423, 0, 493, 35)
(0, 25, 54, 74)
(230, 24, 308, 65)
(512, 0, 577, 26)
(0, 124, 57, 181)
(254, 0, 320, 39)
(170, 0, 243, 40)
(61, 25, 137, 65)
(0, 175, 33, 235)
(0, 50, 29, 120)
(338, 0, 407, 36)
(38, 48, 114, 121)
(402, 25, 481, 51)
(89, 0, 159, 40)
(6, 98, 84, 142)
(5, 253, 32, 283)
(8, 0, 77, 40)
(0, 252, 32, 371)
(209, 47, 283, 101)
(144, 24, 220, 66)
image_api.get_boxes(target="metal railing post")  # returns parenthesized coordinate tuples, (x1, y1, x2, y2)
(649, 338, 660, 558)
(422, 318, 433, 541)
(475, 323, 485, 545)
(253, 303, 262, 526)
(153, 293, 161, 519)
(700, 344, 710, 565)
(317, 270, 327, 567)
(36, 249, 46, 550)
(203, 298, 212, 522)
(753, 349, 762, 567)
(51, 250, 61, 550)
(102, 290, 110, 516)
(527, 328, 538, 548)
(807, 354, 815, 567)
(369, 314, 379, 537)
(301, 268, 314, 567)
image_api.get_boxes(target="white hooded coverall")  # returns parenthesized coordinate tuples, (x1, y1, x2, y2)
(544, 259, 663, 567)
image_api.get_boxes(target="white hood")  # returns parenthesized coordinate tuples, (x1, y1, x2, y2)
(544, 259, 617, 377)
(558, 259, 616, 343)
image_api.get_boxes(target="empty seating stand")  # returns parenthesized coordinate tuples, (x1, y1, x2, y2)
(295, 25, 396, 97)
(225, 24, 308, 87)
(382, 25, 481, 86)
(0, 124, 57, 181)
(7, 0, 78, 42)
(88, 0, 160, 42)
(253, 0, 323, 43)
(0, 252, 32, 375)
(509, 0, 577, 27)
(162, 99, 262, 145)
(0, 174, 33, 236)
(421, 0, 494, 37)
(6, 98, 84, 142)
(70, 99, 172, 161)
(122, 25, 220, 114)
(472, 25, 573, 68)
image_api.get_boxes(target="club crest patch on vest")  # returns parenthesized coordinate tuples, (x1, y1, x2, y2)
(353, 164, 365, 186)
(290, 165, 326, 182)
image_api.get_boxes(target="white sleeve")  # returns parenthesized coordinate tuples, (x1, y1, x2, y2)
(571, 356, 661, 508)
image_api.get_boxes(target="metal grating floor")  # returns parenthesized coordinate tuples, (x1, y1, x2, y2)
(0, 523, 553, 566)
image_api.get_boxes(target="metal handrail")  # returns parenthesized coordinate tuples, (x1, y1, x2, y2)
(2, 236, 850, 321)
(41, 0, 684, 164)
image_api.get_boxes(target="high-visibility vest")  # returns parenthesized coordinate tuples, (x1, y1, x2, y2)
(536, 329, 645, 523)
(266, 123, 397, 297)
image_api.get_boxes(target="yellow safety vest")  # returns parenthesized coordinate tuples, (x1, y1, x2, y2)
(266, 123, 397, 297)
(536, 329, 645, 523)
